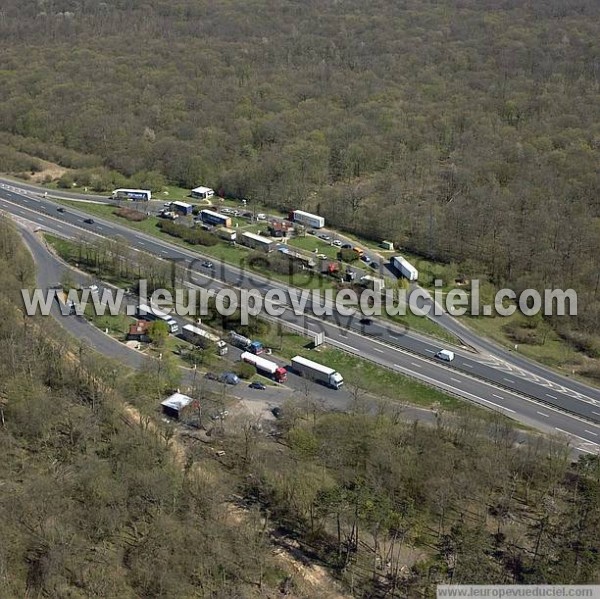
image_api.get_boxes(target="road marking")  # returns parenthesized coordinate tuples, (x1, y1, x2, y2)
(450, 377, 461, 383)
(537, 411, 549, 418)
(139, 241, 145, 245)
(463, 363, 473, 368)
(585, 430, 598, 437)
(389, 334, 399, 339)
(492, 394, 503, 400)
(503, 377, 515, 383)
(555, 428, 599, 445)
(546, 394, 558, 400)
(410, 362, 422, 369)
(593, 411, 600, 417)
(372, 347, 384, 353)
(425, 349, 434, 353)
(479, 398, 515, 414)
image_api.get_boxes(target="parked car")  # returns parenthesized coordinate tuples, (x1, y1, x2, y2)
(341, 243, 353, 249)
(220, 372, 240, 385)
(221, 207, 233, 214)
(204, 372, 218, 381)
(360, 255, 371, 263)
(271, 407, 283, 418)
(83, 218, 95, 224)
(256, 213, 267, 220)
(318, 233, 331, 241)
(249, 381, 266, 390)
(332, 239, 342, 246)
(316, 253, 327, 260)
(370, 262, 379, 269)
(307, 229, 316, 235)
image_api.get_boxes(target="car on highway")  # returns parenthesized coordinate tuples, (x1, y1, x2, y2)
(435, 349, 455, 362)
(57, 207, 66, 213)
(201, 260, 214, 268)
(359, 317, 373, 326)
(83, 218, 95, 225)
(249, 381, 266, 390)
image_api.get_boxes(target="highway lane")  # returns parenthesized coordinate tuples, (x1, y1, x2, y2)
(2, 188, 600, 438)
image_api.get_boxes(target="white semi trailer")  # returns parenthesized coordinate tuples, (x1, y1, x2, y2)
(290, 356, 343, 389)
(391, 255, 418, 281)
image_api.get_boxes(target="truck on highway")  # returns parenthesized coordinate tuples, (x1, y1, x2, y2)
(181, 324, 228, 356)
(391, 255, 418, 281)
(435, 349, 455, 362)
(137, 303, 179, 334)
(241, 352, 287, 382)
(290, 356, 344, 389)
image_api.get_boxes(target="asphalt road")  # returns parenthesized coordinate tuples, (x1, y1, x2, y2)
(2, 182, 599, 453)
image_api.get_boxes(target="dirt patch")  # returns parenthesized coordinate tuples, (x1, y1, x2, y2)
(28, 159, 69, 183)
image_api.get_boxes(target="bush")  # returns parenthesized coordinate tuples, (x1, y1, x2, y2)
(157, 221, 219, 246)
(338, 248, 359, 263)
(235, 362, 256, 379)
(114, 207, 148, 222)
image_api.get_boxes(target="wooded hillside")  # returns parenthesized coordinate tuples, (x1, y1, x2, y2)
(1, 0, 599, 339)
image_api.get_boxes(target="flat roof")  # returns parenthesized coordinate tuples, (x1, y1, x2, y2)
(172, 201, 193, 208)
(242, 231, 273, 244)
(192, 186, 214, 193)
(161, 392, 195, 412)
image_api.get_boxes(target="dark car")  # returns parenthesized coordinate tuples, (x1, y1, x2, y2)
(83, 218, 95, 224)
(370, 262, 379, 269)
(201, 260, 214, 268)
(57, 207, 66, 213)
(360, 255, 371, 263)
(249, 381, 266, 390)
(204, 372, 218, 381)
(359, 317, 373, 326)
(341, 243, 353, 249)
(271, 406, 283, 418)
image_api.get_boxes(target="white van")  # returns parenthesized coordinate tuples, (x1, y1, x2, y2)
(435, 349, 455, 362)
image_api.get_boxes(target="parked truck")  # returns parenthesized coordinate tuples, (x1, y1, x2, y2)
(241, 352, 287, 382)
(290, 356, 343, 389)
(137, 304, 179, 334)
(391, 255, 418, 281)
(181, 324, 228, 356)
(228, 331, 264, 354)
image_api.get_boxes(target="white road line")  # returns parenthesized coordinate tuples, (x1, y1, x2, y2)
(546, 394, 558, 400)
(372, 347, 384, 353)
(585, 430, 598, 437)
(492, 393, 503, 400)
(450, 377, 461, 383)
(479, 398, 515, 414)
(410, 362, 422, 369)
(593, 411, 600, 417)
(463, 363, 473, 368)
(504, 377, 515, 383)
(555, 428, 600, 445)
(425, 349, 434, 353)
(537, 411, 549, 418)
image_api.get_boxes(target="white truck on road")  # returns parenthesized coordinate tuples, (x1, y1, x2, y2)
(291, 356, 343, 389)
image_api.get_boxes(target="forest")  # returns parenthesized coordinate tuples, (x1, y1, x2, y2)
(1, 0, 600, 349)
(1, 216, 599, 596)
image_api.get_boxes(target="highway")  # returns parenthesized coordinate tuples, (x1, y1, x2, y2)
(1, 181, 599, 453)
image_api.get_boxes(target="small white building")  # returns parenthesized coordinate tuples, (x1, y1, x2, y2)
(161, 392, 197, 420)
(191, 186, 215, 200)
